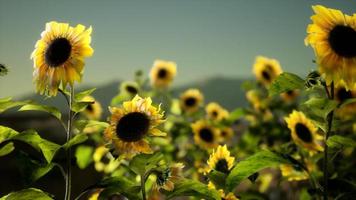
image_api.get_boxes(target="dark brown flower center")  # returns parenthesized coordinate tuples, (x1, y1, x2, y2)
(157, 68, 168, 79)
(295, 123, 312, 143)
(125, 85, 138, 94)
(215, 159, 229, 174)
(184, 97, 197, 107)
(262, 70, 271, 81)
(336, 88, 352, 102)
(199, 128, 214, 143)
(211, 110, 218, 118)
(86, 104, 94, 112)
(328, 25, 356, 58)
(286, 90, 294, 96)
(45, 37, 72, 67)
(116, 112, 150, 142)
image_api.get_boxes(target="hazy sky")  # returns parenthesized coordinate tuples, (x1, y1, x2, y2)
(1, 0, 355, 97)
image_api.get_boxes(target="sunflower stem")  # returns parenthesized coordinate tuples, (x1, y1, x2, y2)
(323, 81, 334, 200)
(141, 174, 147, 200)
(64, 87, 74, 200)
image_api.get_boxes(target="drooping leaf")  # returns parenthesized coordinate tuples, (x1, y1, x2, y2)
(269, 72, 305, 96)
(226, 150, 292, 191)
(18, 104, 61, 120)
(63, 133, 88, 150)
(74, 88, 96, 101)
(0, 97, 29, 113)
(327, 135, 356, 149)
(165, 179, 221, 200)
(0, 188, 53, 200)
(75, 145, 94, 169)
(302, 97, 338, 119)
(129, 152, 164, 175)
(0, 142, 15, 156)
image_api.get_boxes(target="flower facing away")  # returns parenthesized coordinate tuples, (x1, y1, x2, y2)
(93, 146, 120, 174)
(180, 89, 204, 114)
(191, 120, 220, 150)
(205, 102, 229, 121)
(150, 59, 177, 88)
(206, 145, 235, 174)
(81, 95, 102, 120)
(152, 163, 184, 192)
(120, 81, 140, 96)
(284, 111, 323, 153)
(305, 5, 356, 90)
(104, 95, 166, 155)
(253, 56, 282, 86)
(31, 21, 93, 96)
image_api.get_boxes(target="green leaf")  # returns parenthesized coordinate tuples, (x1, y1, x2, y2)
(129, 152, 164, 175)
(226, 150, 292, 191)
(340, 98, 356, 107)
(0, 188, 53, 200)
(269, 72, 305, 96)
(0, 142, 15, 156)
(97, 176, 140, 200)
(74, 88, 96, 101)
(327, 135, 356, 149)
(18, 104, 61, 120)
(165, 179, 221, 200)
(75, 145, 93, 169)
(71, 101, 94, 113)
(227, 108, 245, 122)
(63, 133, 88, 150)
(0, 97, 29, 113)
(75, 120, 109, 133)
(0, 126, 61, 163)
(207, 170, 227, 190)
(31, 163, 55, 182)
(302, 97, 338, 119)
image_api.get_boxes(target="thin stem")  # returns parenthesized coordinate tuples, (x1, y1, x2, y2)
(323, 81, 334, 200)
(64, 87, 74, 200)
(141, 174, 147, 200)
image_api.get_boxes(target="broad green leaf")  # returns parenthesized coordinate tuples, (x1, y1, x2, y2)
(63, 133, 88, 150)
(75, 145, 93, 169)
(165, 179, 221, 200)
(269, 72, 304, 96)
(207, 170, 227, 189)
(97, 176, 140, 200)
(31, 163, 55, 182)
(0, 142, 15, 156)
(75, 120, 109, 133)
(0, 97, 29, 113)
(327, 135, 356, 149)
(74, 88, 96, 101)
(302, 97, 338, 119)
(18, 104, 61, 120)
(0, 188, 53, 200)
(129, 152, 164, 175)
(0, 126, 61, 163)
(227, 108, 245, 122)
(226, 151, 292, 191)
(71, 101, 94, 113)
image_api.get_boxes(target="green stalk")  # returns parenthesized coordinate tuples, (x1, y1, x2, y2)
(64, 87, 74, 200)
(141, 174, 147, 200)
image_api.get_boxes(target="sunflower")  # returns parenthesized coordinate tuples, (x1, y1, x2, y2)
(150, 59, 177, 88)
(180, 89, 204, 114)
(334, 81, 356, 118)
(252, 56, 283, 86)
(305, 5, 356, 90)
(152, 163, 184, 192)
(219, 190, 239, 200)
(93, 146, 120, 173)
(280, 164, 308, 181)
(206, 145, 235, 174)
(104, 95, 166, 155)
(81, 96, 102, 120)
(280, 90, 299, 103)
(205, 102, 229, 121)
(284, 111, 323, 153)
(87, 189, 103, 200)
(31, 21, 93, 96)
(120, 81, 139, 96)
(219, 127, 234, 142)
(191, 120, 220, 150)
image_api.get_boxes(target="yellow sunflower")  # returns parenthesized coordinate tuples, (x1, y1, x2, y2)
(104, 95, 166, 155)
(31, 21, 93, 96)
(334, 82, 356, 118)
(180, 89, 204, 114)
(207, 145, 235, 174)
(252, 56, 283, 86)
(191, 120, 220, 150)
(305, 5, 356, 90)
(93, 146, 120, 173)
(120, 81, 139, 96)
(81, 96, 102, 120)
(284, 111, 323, 153)
(205, 102, 229, 121)
(280, 164, 308, 181)
(152, 163, 184, 192)
(280, 90, 299, 103)
(219, 127, 234, 142)
(150, 59, 177, 88)
(219, 190, 239, 200)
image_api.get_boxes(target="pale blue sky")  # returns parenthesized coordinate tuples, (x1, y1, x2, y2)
(1, 0, 355, 97)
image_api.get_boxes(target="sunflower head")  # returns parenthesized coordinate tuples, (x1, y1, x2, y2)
(207, 145, 235, 174)
(205, 102, 229, 121)
(150, 60, 177, 89)
(180, 89, 204, 114)
(284, 111, 323, 153)
(280, 90, 300, 103)
(334, 82, 356, 118)
(191, 120, 220, 150)
(104, 95, 166, 155)
(253, 56, 283, 86)
(31, 21, 93, 96)
(305, 5, 356, 90)
(219, 127, 234, 142)
(120, 81, 139, 96)
(93, 146, 120, 173)
(280, 160, 315, 182)
(153, 163, 184, 192)
(81, 95, 102, 120)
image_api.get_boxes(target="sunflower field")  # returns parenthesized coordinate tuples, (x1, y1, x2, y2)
(0, 3, 356, 200)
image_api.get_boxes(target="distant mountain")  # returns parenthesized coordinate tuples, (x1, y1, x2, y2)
(19, 77, 249, 116)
